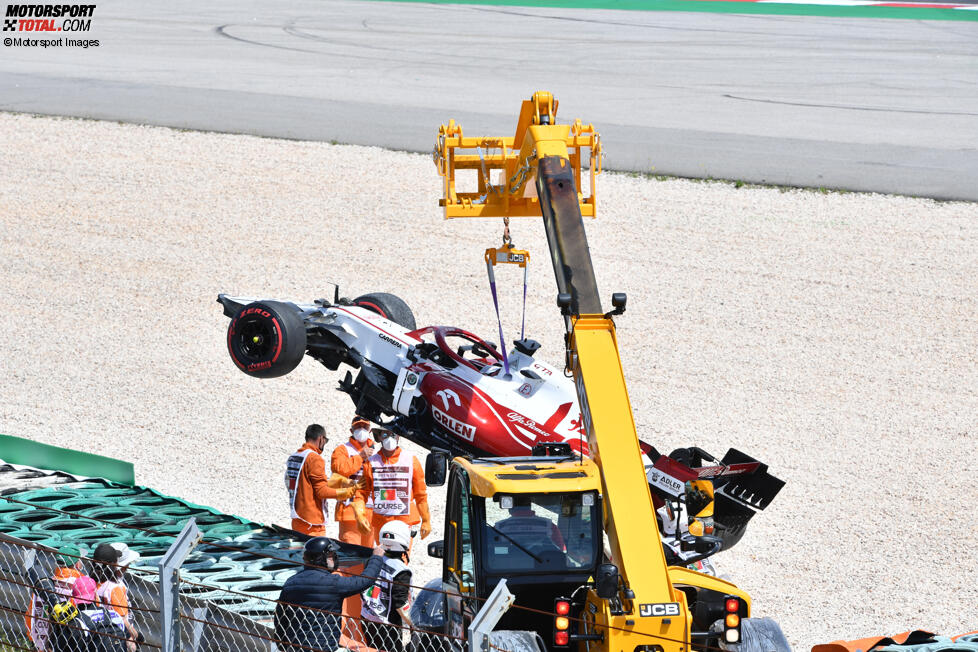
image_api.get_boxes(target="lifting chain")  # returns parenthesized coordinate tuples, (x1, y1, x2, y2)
(502, 217, 512, 246)
(475, 145, 499, 205)
(507, 149, 536, 196)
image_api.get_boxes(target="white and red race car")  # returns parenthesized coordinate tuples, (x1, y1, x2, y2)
(218, 291, 587, 458)
(217, 290, 783, 557)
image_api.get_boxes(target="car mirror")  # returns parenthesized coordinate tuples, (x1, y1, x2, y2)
(428, 539, 445, 559)
(694, 535, 722, 555)
(425, 448, 449, 487)
(679, 535, 723, 567)
(594, 562, 619, 600)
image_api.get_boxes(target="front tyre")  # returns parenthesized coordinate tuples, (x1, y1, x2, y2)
(227, 301, 306, 378)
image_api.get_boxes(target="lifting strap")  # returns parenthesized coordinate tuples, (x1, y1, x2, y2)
(485, 222, 530, 379)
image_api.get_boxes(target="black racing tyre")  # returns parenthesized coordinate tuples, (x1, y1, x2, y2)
(353, 292, 416, 330)
(227, 301, 306, 378)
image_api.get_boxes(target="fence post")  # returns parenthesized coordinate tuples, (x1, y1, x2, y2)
(189, 606, 208, 652)
(159, 517, 202, 652)
(468, 578, 515, 652)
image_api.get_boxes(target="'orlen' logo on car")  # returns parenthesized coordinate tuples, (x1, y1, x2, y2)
(433, 406, 475, 442)
(639, 602, 680, 618)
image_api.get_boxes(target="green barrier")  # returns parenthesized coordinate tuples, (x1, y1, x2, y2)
(179, 555, 222, 574)
(184, 562, 239, 581)
(206, 569, 271, 587)
(0, 434, 134, 485)
(5, 488, 79, 506)
(194, 513, 245, 527)
(50, 498, 110, 514)
(219, 549, 277, 566)
(178, 580, 226, 600)
(7, 510, 62, 529)
(145, 520, 195, 537)
(129, 514, 176, 530)
(204, 523, 262, 539)
(120, 489, 255, 531)
(80, 506, 144, 523)
(72, 486, 149, 501)
(215, 596, 268, 616)
(273, 567, 299, 583)
(233, 533, 304, 548)
(248, 556, 301, 574)
(34, 520, 106, 536)
(156, 504, 218, 519)
(0, 500, 34, 519)
(235, 580, 283, 604)
(64, 526, 132, 547)
(120, 495, 178, 510)
(127, 540, 176, 558)
(8, 530, 61, 547)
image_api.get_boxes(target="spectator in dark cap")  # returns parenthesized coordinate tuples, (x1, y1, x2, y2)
(92, 543, 142, 651)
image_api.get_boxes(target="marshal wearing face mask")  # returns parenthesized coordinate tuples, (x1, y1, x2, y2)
(354, 428, 432, 547)
(330, 415, 376, 545)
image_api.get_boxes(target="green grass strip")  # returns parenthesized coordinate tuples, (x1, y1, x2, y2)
(367, 0, 978, 21)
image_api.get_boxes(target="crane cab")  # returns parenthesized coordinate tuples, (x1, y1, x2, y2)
(427, 447, 604, 648)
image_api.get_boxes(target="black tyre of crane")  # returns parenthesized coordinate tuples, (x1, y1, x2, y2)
(353, 292, 417, 331)
(735, 617, 791, 652)
(227, 300, 306, 379)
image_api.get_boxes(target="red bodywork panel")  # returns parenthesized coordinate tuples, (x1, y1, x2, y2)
(417, 366, 589, 457)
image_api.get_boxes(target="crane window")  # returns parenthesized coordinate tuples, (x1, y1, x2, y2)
(482, 493, 597, 572)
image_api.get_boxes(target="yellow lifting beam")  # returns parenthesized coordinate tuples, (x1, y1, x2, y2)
(433, 91, 602, 219)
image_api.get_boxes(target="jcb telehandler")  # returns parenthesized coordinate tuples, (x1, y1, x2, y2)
(423, 92, 791, 652)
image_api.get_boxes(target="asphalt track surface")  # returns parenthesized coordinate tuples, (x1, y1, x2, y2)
(1, 0, 977, 200)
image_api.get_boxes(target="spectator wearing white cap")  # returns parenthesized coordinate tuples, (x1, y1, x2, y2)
(92, 542, 143, 651)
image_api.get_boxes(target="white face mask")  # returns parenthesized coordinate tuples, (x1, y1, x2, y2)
(382, 437, 398, 452)
(352, 428, 369, 442)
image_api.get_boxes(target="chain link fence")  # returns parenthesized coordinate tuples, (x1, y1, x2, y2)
(1, 532, 465, 652)
(1, 468, 723, 652)
(179, 566, 463, 652)
(2, 492, 645, 652)
(1, 534, 161, 652)
(0, 495, 470, 652)
(2, 519, 671, 652)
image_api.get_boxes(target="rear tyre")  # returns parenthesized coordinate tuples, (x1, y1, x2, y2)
(353, 292, 417, 330)
(227, 301, 306, 378)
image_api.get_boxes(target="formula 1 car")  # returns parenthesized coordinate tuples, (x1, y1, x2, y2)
(218, 291, 586, 458)
(217, 290, 783, 556)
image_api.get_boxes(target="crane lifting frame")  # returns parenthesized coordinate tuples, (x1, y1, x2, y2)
(433, 91, 602, 219)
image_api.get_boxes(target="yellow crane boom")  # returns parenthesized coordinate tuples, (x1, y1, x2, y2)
(434, 91, 691, 649)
